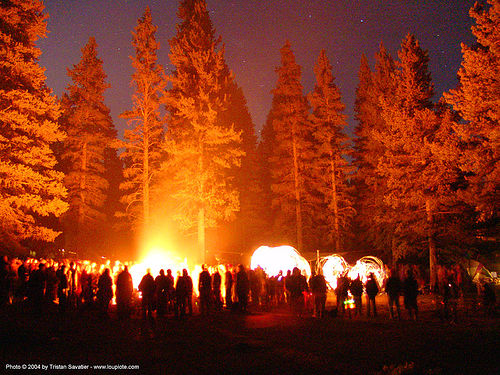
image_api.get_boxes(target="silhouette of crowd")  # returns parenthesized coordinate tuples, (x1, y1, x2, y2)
(0, 255, 497, 323)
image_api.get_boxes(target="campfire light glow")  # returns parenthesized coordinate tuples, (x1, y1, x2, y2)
(250, 245, 311, 278)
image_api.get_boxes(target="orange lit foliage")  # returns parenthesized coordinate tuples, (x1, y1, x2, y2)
(163, 0, 243, 260)
(0, 0, 67, 247)
(308, 49, 354, 252)
(444, 0, 499, 220)
(59, 37, 117, 258)
(265, 41, 311, 252)
(353, 45, 397, 258)
(376, 34, 460, 287)
(119, 7, 166, 232)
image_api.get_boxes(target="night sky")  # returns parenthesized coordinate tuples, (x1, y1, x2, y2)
(38, 0, 477, 139)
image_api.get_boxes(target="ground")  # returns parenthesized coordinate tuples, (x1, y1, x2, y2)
(1, 295, 499, 374)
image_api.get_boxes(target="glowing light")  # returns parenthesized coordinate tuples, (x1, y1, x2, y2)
(347, 256, 386, 286)
(250, 245, 311, 278)
(321, 255, 348, 290)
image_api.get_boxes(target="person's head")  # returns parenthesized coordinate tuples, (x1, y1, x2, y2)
(104, 268, 110, 276)
(182, 268, 188, 277)
(202, 264, 207, 271)
(167, 269, 172, 275)
(39, 263, 46, 270)
(160, 269, 165, 276)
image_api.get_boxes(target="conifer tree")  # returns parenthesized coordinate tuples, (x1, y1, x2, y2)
(120, 7, 166, 233)
(163, 0, 243, 262)
(444, 0, 499, 220)
(308, 50, 354, 252)
(0, 0, 68, 249)
(353, 44, 399, 260)
(59, 37, 116, 258)
(266, 41, 311, 252)
(377, 34, 459, 288)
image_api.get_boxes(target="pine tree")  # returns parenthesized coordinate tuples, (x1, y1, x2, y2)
(0, 0, 68, 250)
(308, 50, 354, 252)
(163, 0, 243, 262)
(444, 0, 499, 220)
(119, 7, 166, 234)
(266, 41, 311, 252)
(59, 37, 116, 258)
(377, 34, 459, 288)
(352, 45, 397, 260)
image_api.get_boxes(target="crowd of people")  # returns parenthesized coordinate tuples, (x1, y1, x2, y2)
(0, 255, 496, 323)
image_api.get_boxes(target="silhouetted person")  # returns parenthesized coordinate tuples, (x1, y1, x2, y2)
(139, 269, 156, 320)
(96, 268, 113, 317)
(288, 267, 308, 317)
(235, 264, 249, 312)
(0, 256, 10, 307)
(15, 259, 29, 303)
(309, 270, 327, 318)
(45, 265, 58, 302)
(165, 269, 175, 313)
(385, 269, 401, 320)
(365, 273, 379, 317)
(67, 261, 78, 310)
(56, 265, 68, 314)
(225, 266, 233, 309)
(336, 272, 349, 317)
(28, 263, 46, 316)
(349, 275, 364, 317)
(403, 269, 418, 321)
(212, 269, 222, 311)
(199, 265, 212, 316)
(175, 269, 192, 319)
(116, 266, 133, 320)
(155, 269, 168, 317)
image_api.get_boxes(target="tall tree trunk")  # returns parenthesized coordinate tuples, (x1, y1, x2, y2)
(198, 207, 205, 264)
(143, 123, 150, 233)
(330, 155, 340, 252)
(426, 199, 437, 291)
(78, 141, 88, 256)
(292, 128, 303, 252)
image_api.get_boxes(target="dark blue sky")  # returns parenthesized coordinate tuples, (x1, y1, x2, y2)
(38, 0, 477, 139)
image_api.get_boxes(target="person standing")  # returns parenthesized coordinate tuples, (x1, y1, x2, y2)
(349, 275, 364, 317)
(139, 269, 156, 321)
(365, 273, 379, 317)
(403, 269, 419, 321)
(212, 268, 222, 312)
(56, 265, 68, 314)
(309, 270, 327, 318)
(115, 266, 133, 320)
(198, 265, 212, 316)
(225, 265, 233, 309)
(96, 268, 113, 317)
(385, 269, 402, 320)
(235, 264, 249, 312)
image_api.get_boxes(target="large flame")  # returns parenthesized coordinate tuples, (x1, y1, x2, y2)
(321, 254, 348, 290)
(250, 245, 311, 278)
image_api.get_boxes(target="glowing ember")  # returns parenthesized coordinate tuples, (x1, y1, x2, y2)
(250, 245, 311, 278)
(321, 255, 348, 290)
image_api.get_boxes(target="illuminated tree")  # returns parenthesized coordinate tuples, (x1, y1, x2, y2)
(353, 44, 398, 259)
(119, 7, 166, 233)
(308, 50, 354, 252)
(266, 41, 311, 252)
(163, 0, 243, 262)
(0, 0, 68, 250)
(444, 0, 499, 221)
(377, 34, 459, 288)
(59, 37, 117, 258)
